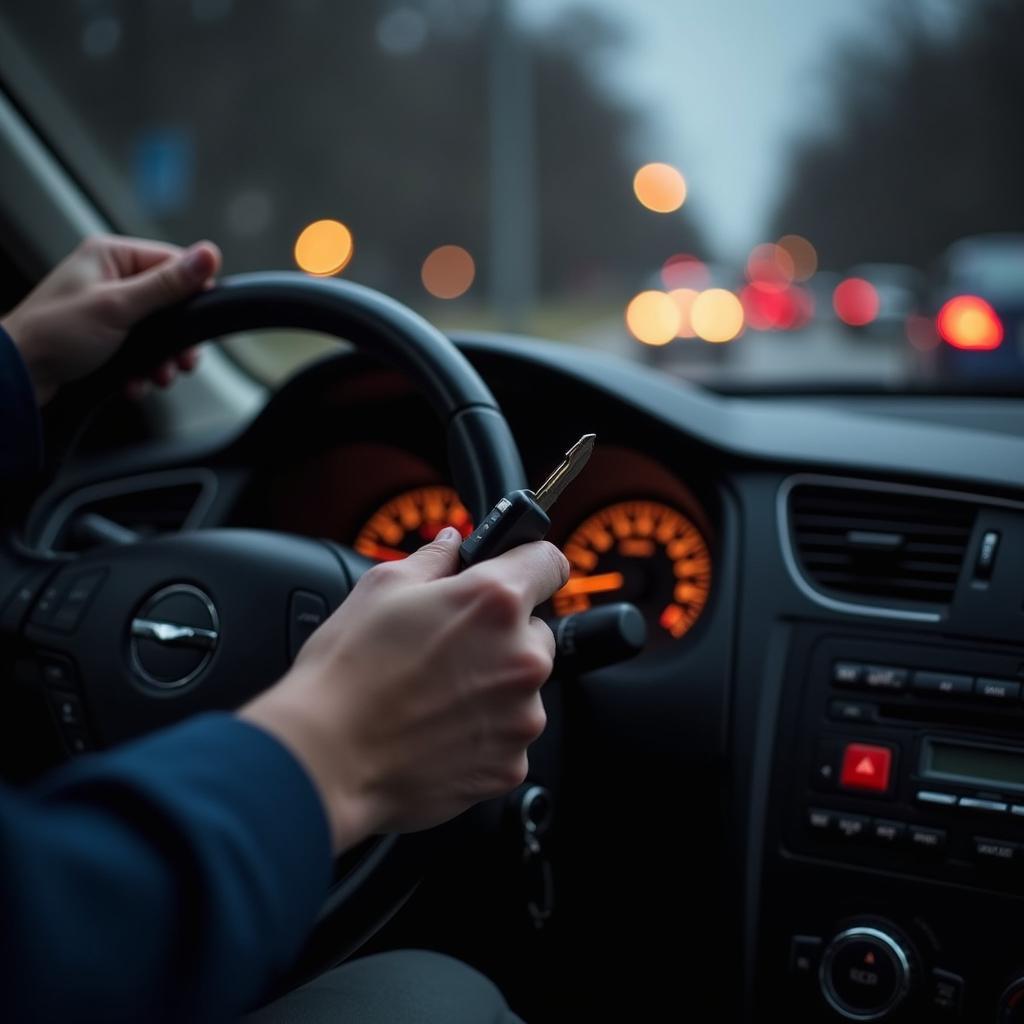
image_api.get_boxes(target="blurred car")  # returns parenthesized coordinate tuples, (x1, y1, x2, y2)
(930, 233, 1024, 380)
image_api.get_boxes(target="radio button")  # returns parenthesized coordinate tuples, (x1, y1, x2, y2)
(840, 742, 893, 794)
(871, 819, 907, 846)
(863, 665, 909, 692)
(959, 796, 1009, 814)
(811, 738, 841, 791)
(916, 790, 958, 807)
(911, 670, 973, 697)
(833, 661, 864, 687)
(828, 699, 877, 724)
(835, 813, 870, 840)
(975, 677, 1021, 702)
(909, 826, 947, 855)
(974, 836, 1019, 864)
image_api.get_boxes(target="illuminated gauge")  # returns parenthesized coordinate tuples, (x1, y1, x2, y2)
(553, 500, 711, 645)
(355, 486, 473, 561)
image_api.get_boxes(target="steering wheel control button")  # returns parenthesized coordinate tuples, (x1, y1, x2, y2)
(130, 585, 219, 691)
(30, 582, 66, 627)
(789, 935, 823, 978)
(909, 826, 947, 856)
(1, 568, 55, 633)
(820, 927, 912, 1021)
(39, 655, 79, 690)
(975, 677, 1021, 702)
(49, 569, 106, 633)
(911, 670, 973, 697)
(288, 591, 330, 660)
(47, 692, 85, 730)
(862, 666, 909, 693)
(928, 969, 964, 1014)
(840, 743, 893, 794)
(833, 662, 864, 687)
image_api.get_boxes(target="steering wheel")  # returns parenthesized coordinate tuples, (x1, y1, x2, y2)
(0, 271, 527, 982)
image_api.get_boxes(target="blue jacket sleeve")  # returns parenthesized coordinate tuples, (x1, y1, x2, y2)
(0, 324, 43, 479)
(0, 712, 332, 1024)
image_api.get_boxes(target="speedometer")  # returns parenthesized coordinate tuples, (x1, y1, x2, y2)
(552, 500, 711, 645)
(355, 486, 473, 561)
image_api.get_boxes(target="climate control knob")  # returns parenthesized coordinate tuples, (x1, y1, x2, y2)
(820, 926, 913, 1021)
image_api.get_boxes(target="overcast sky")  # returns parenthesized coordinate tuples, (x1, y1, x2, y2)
(519, 0, 956, 262)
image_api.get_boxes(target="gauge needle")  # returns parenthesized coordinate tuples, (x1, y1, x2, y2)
(557, 571, 625, 597)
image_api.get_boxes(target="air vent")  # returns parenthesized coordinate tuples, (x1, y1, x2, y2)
(40, 471, 215, 552)
(789, 484, 976, 606)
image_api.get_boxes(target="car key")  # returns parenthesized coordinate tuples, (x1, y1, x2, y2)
(459, 433, 596, 567)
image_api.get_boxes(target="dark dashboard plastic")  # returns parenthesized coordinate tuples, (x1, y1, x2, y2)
(23, 333, 1024, 1022)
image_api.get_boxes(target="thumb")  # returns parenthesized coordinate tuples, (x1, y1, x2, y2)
(117, 241, 221, 320)
(398, 526, 463, 582)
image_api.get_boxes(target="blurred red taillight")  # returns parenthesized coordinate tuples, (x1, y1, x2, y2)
(936, 295, 1003, 351)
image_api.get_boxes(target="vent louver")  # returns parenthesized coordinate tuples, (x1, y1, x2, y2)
(789, 484, 976, 606)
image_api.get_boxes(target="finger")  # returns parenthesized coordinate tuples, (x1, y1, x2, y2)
(473, 541, 569, 611)
(396, 526, 463, 583)
(528, 615, 557, 663)
(103, 237, 185, 277)
(151, 361, 177, 388)
(176, 347, 200, 373)
(116, 240, 223, 321)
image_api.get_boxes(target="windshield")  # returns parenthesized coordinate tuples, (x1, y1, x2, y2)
(3, 0, 1022, 390)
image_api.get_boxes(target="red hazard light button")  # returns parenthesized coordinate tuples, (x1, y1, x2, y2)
(840, 743, 893, 793)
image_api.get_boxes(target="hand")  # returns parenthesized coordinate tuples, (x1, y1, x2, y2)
(2, 235, 222, 405)
(240, 528, 570, 853)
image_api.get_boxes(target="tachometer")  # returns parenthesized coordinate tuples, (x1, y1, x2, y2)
(553, 500, 711, 645)
(355, 486, 473, 561)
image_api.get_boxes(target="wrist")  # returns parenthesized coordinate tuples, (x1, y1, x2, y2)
(2, 310, 58, 405)
(239, 672, 382, 853)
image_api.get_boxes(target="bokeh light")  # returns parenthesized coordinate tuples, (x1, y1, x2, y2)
(905, 313, 940, 352)
(626, 290, 681, 345)
(936, 295, 1003, 350)
(633, 163, 687, 213)
(294, 219, 354, 276)
(746, 243, 795, 292)
(421, 245, 476, 299)
(661, 253, 709, 290)
(776, 234, 818, 281)
(833, 277, 879, 326)
(691, 288, 744, 343)
(668, 287, 699, 337)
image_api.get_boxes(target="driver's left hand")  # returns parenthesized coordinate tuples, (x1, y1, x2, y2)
(2, 234, 221, 405)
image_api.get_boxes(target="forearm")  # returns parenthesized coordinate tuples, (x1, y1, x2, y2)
(1, 713, 331, 1023)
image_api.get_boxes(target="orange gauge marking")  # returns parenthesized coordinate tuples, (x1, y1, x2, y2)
(355, 486, 473, 561)
(554, 500, 712, 643)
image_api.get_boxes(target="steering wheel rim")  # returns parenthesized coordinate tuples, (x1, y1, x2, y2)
(3, 271, 529, 985)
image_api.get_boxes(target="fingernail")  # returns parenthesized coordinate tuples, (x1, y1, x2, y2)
(438, 526, 460, 543)
(183, 244, 210, 279)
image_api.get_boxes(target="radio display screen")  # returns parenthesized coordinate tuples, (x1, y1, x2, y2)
(923, 740, 1024, 789)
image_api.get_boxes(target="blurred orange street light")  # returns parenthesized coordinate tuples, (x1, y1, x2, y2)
(626, 290, 680, 345)
(668, 287, 699, 337)
(691, 288, 744, 343)
(633, 163, 687, 213)
(936, 295, 1003, 350)
(294, 219, 354, 276)
(421, 245, 476, 299)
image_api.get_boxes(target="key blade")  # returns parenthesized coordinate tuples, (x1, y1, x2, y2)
(533, 433, 597, 511)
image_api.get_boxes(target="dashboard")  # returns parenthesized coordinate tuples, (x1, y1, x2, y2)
(21, 331, 1024, 1022)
